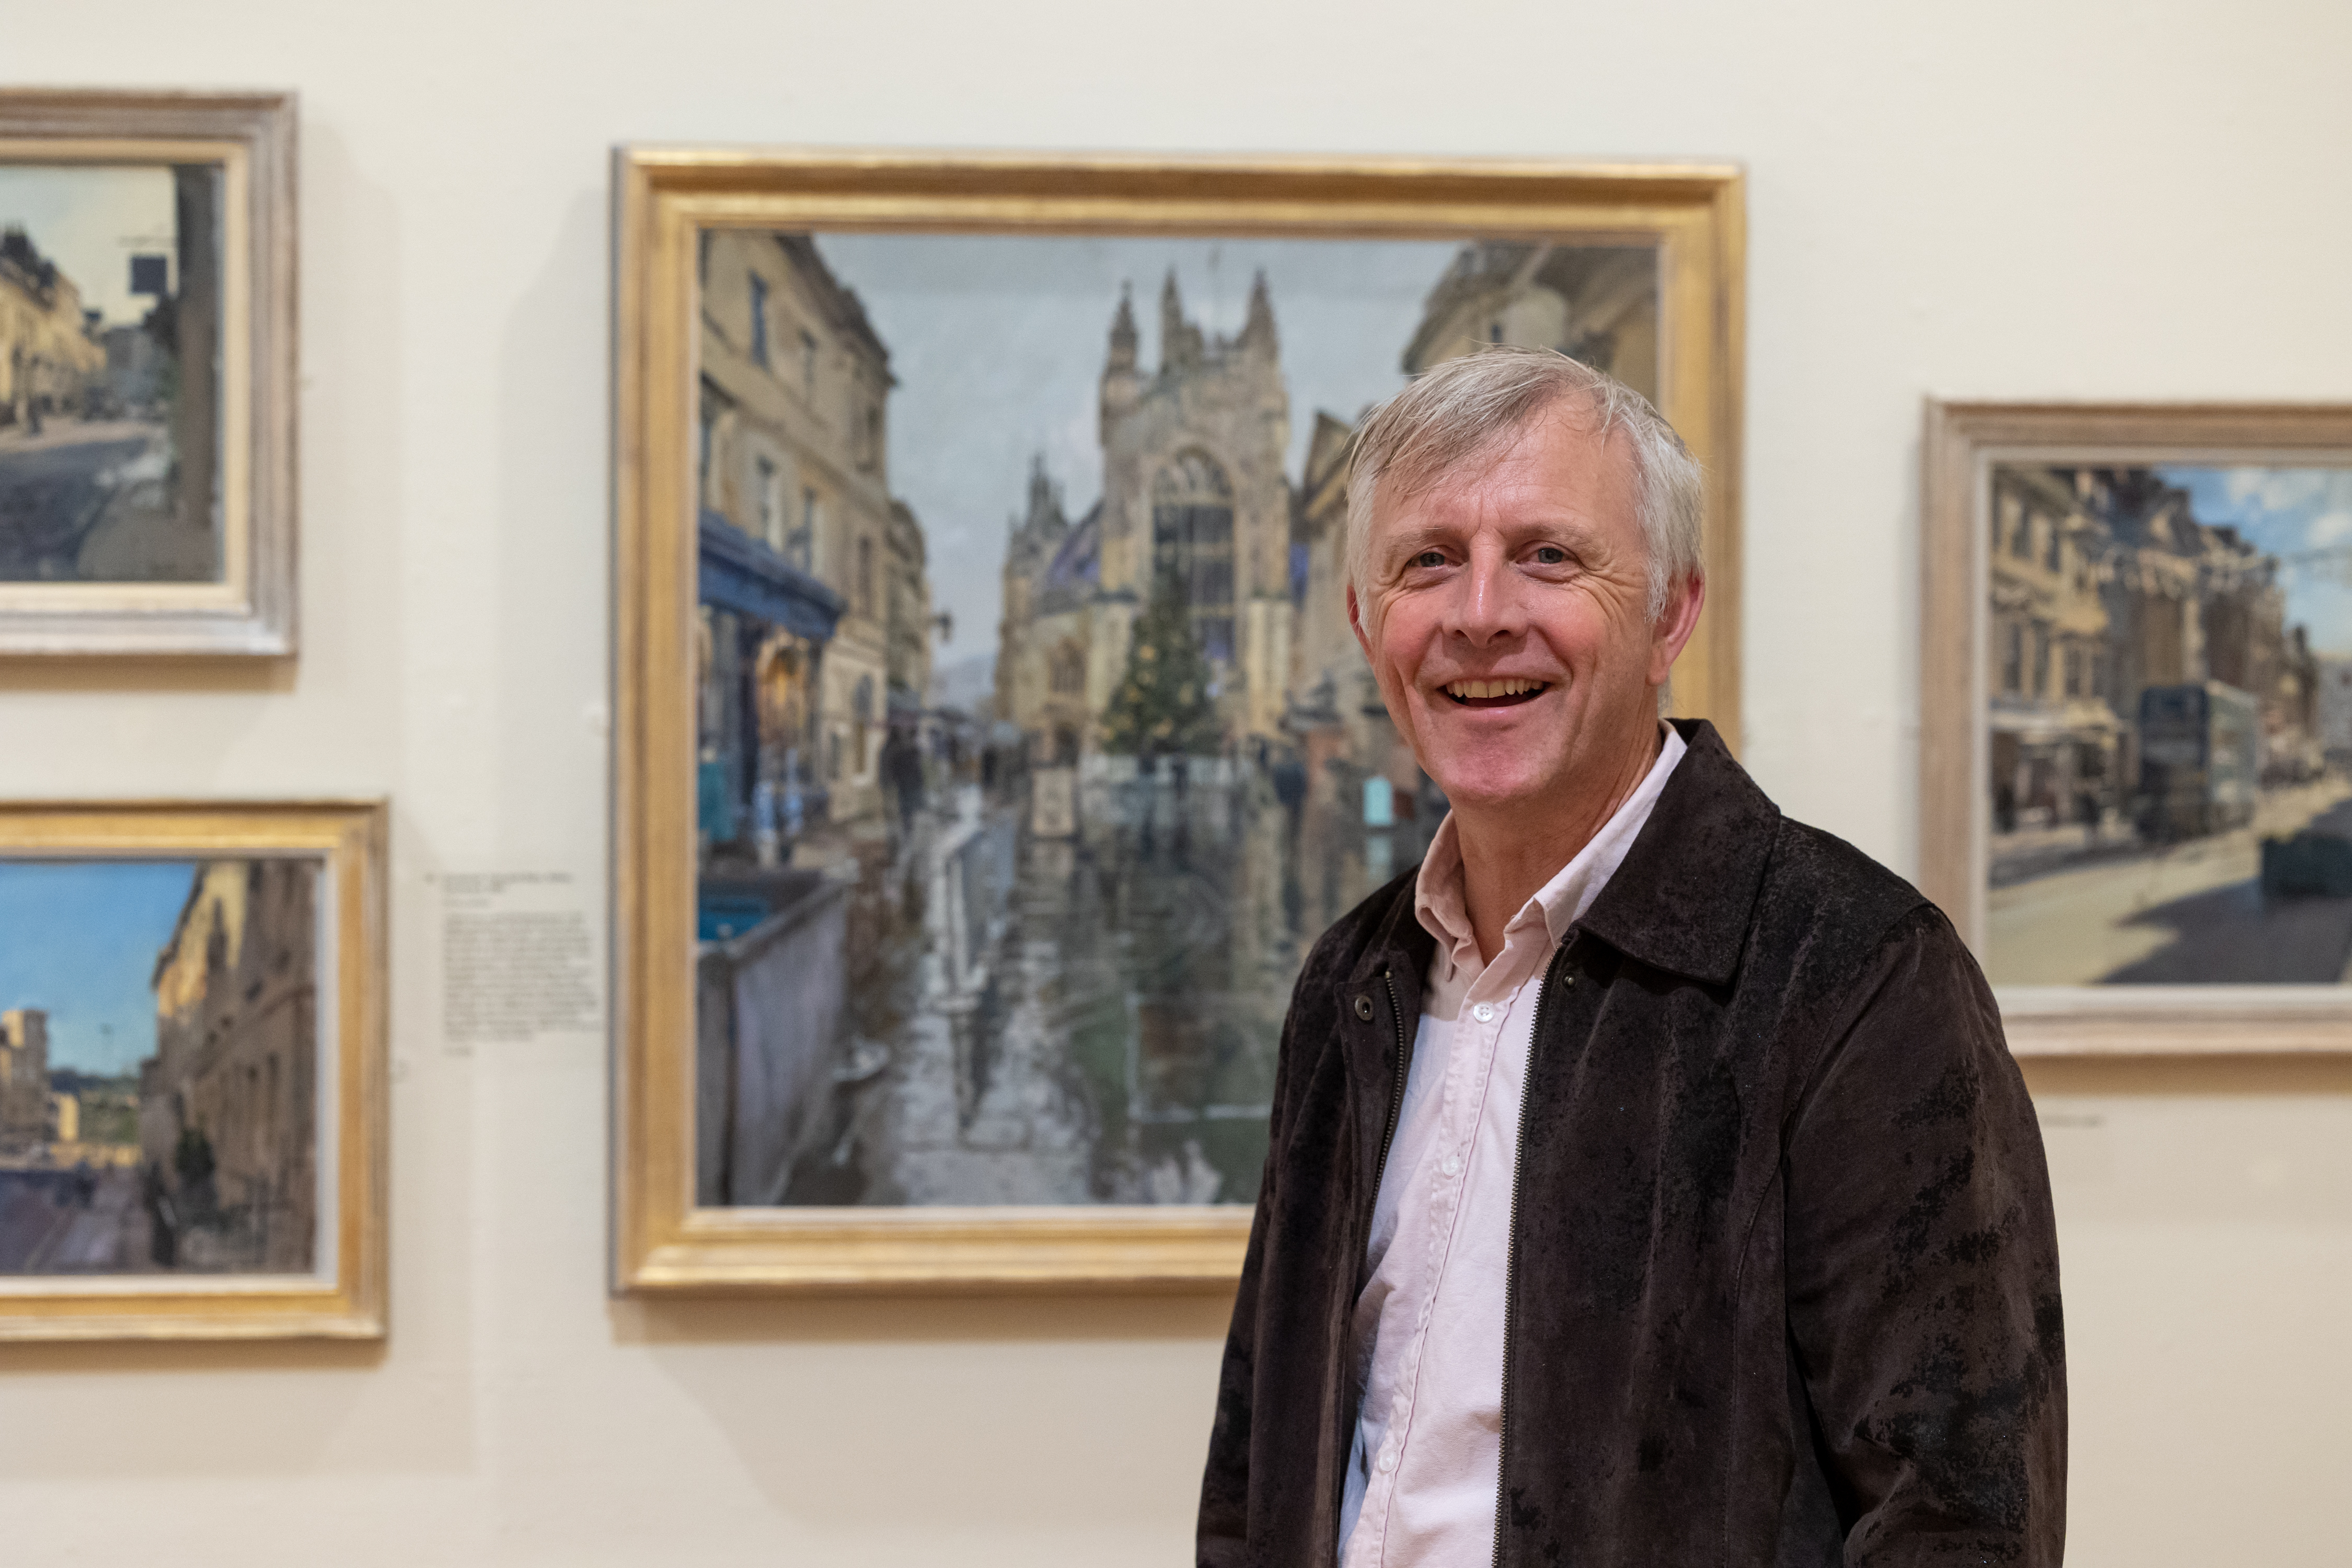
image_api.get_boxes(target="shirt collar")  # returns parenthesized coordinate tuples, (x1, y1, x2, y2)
(1412, 724, 1688, 975)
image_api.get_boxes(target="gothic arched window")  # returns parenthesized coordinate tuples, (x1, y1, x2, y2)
(1050, 639, 1086, 696)
(1151, 449, 1237, 663)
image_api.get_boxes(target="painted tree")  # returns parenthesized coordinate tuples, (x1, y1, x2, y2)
(1100, 570, 1221, 757)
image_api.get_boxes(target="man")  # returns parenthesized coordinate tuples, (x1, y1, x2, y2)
(1198, 349, 2063, 1565)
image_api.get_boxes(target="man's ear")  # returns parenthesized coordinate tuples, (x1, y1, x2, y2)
(1648, 572, 1705, 688)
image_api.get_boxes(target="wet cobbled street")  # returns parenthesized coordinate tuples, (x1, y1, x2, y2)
(762, 762, 1427, 1209)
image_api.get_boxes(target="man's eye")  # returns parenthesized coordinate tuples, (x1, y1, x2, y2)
(1412, 551, 1447, 569)
(1532, 546, 1569, 564)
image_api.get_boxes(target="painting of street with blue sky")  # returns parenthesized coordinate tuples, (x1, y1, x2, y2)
(1985, 462, 2352, 988)
(1, 854, 321, 1276)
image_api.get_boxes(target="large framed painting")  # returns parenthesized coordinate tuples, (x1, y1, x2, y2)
(1923, 402, 2352, 1055)
(614, 151, 1745, 1291)
(0, 801, 385, 1338)
(0, 90, 295, 655)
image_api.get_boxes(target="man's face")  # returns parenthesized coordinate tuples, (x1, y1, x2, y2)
(1348, 407, 1700, 819)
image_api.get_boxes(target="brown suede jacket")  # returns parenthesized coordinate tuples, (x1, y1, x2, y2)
(1198, 720, 2065, 1566)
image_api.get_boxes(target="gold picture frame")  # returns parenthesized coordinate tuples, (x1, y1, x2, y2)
(0, 800, 386, 1338)
(614, 149, 1746, 1292)
(0, 90, 296, 655)
(1922, 401, 2352, 1056)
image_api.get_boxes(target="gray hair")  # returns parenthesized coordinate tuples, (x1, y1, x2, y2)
(1344, 347, 1704, 622)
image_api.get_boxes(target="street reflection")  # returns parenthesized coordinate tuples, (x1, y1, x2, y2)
(757, 754, 1436, 1208)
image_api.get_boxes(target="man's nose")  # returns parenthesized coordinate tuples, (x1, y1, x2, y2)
(1447, 548, 1524, 645)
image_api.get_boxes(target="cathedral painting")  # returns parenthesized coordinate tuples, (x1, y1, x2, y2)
(690, 226, 1663, 1211)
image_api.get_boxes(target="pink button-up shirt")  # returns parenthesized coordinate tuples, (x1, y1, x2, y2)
(1338, 727, 1686, 1567)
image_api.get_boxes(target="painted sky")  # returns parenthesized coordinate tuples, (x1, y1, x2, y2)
(0, 164, 177, 328)
(0, 860, 196, 1076)
(808, 233, 1466, 679)
(2155, 466, 2352, 655)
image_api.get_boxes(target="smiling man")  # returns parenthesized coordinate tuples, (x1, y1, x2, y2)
(1197, 349, 2065, 1567)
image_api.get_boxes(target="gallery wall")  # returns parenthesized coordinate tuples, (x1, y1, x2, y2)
(4, 0, 2349, 1562)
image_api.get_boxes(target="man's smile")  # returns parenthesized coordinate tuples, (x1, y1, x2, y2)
(1440, 678, 1552, 708)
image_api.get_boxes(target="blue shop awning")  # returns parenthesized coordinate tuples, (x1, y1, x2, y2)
(697, 509, 845, 643)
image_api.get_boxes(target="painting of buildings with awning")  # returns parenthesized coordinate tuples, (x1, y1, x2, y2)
(1984, 464, 2352, 986)
(690, 229, 1661, 1209)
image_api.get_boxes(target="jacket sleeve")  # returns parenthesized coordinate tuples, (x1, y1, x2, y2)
(1196, 981, 1307, 1566)
(1781, 904, 2067, 1565)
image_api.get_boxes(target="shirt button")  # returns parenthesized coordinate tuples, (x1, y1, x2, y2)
(1471, 1002, 1495, 1024)
(1441, 1154, 1461, 1178)
(1377, 1442, 1398, 1473)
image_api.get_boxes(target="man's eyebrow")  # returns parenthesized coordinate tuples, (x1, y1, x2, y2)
(1380, 523, 1458, 561)
(1380, 513, 1600, 563)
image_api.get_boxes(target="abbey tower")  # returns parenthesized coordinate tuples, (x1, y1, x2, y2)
(998, 270, 1294, 758)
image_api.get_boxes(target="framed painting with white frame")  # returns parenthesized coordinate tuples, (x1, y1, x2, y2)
(0, 89, 296, 655)
(614, 149, 1746, 1293)
(1922, 401, 2352, 1056)
(0, 800, 386, 1339)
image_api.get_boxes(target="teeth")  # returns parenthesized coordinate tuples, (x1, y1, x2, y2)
(1447, 678, 1542, 699)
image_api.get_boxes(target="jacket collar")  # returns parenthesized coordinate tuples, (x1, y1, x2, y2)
(1348, 718, 1773, 993)
(1576, 718, 1778, 986)
(1347, 860, 1438, 991)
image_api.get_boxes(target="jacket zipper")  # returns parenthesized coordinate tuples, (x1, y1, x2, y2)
(1494, 939, 1575, 1568)
(1337, 964, 1417, 1558)
(1375, 966, 1411, 1191)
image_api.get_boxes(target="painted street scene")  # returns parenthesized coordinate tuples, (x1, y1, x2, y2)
(1985, 465, 2352, 986)
(0, 163, 222, 582)
(0, 859, 319, 1275)
(692, 231, 1661, 1207)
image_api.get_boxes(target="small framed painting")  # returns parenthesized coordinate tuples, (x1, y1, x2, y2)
(614, 149, 1746, 1290)
(1922, 401, 2352, 1055)
(0, 90, 295, 655)
(0, 801, 386, 1339)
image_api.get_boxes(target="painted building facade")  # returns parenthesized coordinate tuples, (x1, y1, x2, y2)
(0, 226, 106, 429)
(1987, 466, 2323, 834)
(136, 860, 318, 1272)
(698, 231, 931, 845)
(0, 1008, 50, 1150)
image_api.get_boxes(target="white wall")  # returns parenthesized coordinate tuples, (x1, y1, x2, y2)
(4, 1, 2349, 1562)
